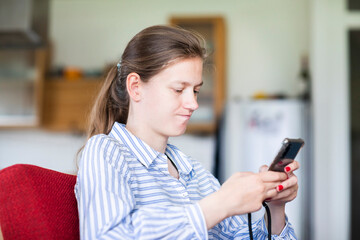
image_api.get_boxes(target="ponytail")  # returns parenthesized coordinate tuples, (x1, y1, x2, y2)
(87, 66, 129, 139)
(76, 65, 129, 164)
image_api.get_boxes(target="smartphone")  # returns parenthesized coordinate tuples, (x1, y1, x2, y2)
(268, 138, 305, 172)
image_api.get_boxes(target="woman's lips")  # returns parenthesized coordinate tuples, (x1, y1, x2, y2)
(178, 114, 191, 120)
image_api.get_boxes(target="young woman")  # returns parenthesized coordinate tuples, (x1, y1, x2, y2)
(75, 25, 299, 239)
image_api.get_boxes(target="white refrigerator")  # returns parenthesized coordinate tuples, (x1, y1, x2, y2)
(218, 99, 312, 240)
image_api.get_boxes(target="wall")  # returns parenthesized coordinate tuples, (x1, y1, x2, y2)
(0, 129, 84, 174)
(49, 0, 310, 99)
(0, 130, 215, 175)
(310, 0, 360, 239)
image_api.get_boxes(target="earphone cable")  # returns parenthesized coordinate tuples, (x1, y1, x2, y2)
(248, 202, 272, 240)
(248, 213, 254, 240)
(263, 201, 271, 239)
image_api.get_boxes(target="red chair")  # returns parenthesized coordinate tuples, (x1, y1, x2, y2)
(0, 164, 79, 240)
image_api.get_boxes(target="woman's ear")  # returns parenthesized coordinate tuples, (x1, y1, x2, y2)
(126, 72, 142, 102)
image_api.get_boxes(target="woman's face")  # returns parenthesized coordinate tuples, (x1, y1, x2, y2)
(139, 57, 203, 138)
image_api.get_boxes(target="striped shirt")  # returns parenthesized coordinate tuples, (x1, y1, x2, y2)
(75, 122, 297, 239)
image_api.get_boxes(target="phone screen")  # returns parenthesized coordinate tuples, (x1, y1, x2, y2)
(268, 138, 304, 172)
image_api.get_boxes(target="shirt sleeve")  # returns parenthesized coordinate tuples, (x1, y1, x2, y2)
(208, 214, 297, 239)
(75, 135, 208, 240)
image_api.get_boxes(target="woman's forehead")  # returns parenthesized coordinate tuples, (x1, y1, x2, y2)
(153, 58, 203, 84)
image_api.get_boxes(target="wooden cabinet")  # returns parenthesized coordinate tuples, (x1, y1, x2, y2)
(42, 78, 102, 133)
(170, 16, 226, 134)
(0, 48, 46, 127)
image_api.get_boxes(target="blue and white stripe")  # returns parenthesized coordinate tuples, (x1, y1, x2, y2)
(75, 122, 297, 239)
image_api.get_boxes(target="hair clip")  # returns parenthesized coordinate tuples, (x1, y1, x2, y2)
(117, 62, 121, 71)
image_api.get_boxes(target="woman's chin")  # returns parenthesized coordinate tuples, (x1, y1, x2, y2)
(169, 125, 187, 137)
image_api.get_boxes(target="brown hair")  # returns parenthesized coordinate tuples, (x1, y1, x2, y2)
(86, 25, 207, 139)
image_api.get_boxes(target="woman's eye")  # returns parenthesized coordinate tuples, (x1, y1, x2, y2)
(174, 89, 183, 93)
(194, 89, 200, 95)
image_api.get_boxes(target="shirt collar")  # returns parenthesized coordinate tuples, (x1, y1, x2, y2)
(109, 122, 194, 176)
(109, 122, 160, 168)
(165, 144, 193, 176)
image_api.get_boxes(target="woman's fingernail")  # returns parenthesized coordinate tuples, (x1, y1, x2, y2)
(285, 166, 291, 172)
(277, 185, 284, 191)
(265, 198, 272, 202)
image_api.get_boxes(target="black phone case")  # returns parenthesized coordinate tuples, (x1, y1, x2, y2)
(268, 138, 304, 172)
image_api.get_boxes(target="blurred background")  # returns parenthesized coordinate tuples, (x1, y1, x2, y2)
(0, 0, 358, 239)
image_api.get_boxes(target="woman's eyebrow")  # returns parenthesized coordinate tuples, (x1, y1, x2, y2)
(173, 81, 203, 87)
(196, 81, 204, 87)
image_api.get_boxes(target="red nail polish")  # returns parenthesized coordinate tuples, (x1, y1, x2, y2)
(285, 166, 291, 172)
(278, 185, 284, 191)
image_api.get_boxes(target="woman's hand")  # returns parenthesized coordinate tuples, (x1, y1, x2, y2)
(260, 160, 300, 235)
(262, 160, 300, 206)
(220, 171, 288, 215)
(199, 170, 287, 229)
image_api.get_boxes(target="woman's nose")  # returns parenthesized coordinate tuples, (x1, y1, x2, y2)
(183, 93, 199, 111)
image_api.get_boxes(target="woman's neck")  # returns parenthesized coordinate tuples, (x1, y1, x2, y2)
(125, 122, 168, 153)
